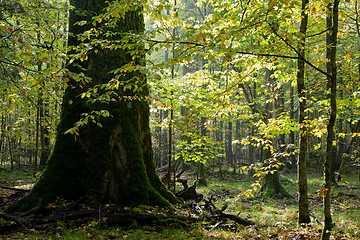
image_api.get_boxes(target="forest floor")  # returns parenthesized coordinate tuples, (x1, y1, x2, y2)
(0, 167, 359, 239)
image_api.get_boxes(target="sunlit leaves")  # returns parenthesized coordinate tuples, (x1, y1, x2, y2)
(256, 114, 298, 139)
(64, 110, 111, 135)
(0, 0, 69, 159)
(317, 188, 329, 197)
(175, 133, 223, 165)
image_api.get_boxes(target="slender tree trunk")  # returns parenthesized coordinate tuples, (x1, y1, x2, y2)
(154, 109, 162, 167)
(8, 136, 14, 171)
(248, 124, 255, 176)
(289, 85, 296, 170)
(162, 110, 169, 166)
(297, 0, 310, 225)
(216, 117, 224, 178)
(158, 109, 163, 166)
(234, 118, 241, 170)
(198, 116, 208, 186)
(226, 119, 234, 172)
(277, 86, 286, 171)
(167, 105, 173, 189)
(34, 96, 40, 168)
(0, 115, 5, 165)
(333, 77, 344, 184)
(248, 82, 256, 176)
(39, 89, 50, 167)
(322, 1, 340, 239)
(338, 122, 360, 176)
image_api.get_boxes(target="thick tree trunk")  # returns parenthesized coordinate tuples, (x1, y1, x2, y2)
(8, 0, 175, 213)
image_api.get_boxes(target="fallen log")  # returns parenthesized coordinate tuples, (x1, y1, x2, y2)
(31, 210, 99, 225)
(0, 210, 99, 234)
(206, 222, 237, 231)
(107, 213, 198, 227)
(203, 196, 255, 227)
(207, 219, 226, 231)
(176, 184, 203, 202)
(219, 212, 255, 226)
(0, 212, 28, 226)
(0, 185, 31, 192)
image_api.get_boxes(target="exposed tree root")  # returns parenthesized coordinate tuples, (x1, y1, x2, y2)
(203, 196, 255, 228)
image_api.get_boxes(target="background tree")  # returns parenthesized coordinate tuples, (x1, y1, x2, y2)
(0, 0, 66, 169)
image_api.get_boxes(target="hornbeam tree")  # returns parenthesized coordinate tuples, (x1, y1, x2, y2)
(8, 0, 176, 212)
(297, 0, 310, 225)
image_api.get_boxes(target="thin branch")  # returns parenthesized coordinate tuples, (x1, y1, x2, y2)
(194, 0, 205, 20)
(0, 60, 37, 73)
(147, 39, 298, 59)
(239, 0, 251, 26)
(306, 28, 331, 38)
(267, 23, 330, 77)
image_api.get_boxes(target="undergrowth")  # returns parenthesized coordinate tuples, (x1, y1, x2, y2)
(1, 168, 359, 239)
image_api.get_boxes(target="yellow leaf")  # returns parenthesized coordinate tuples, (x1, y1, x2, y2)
(81, 54, 88, 61)
(194, 32, 206, 43)
(318, 188, 328, 197)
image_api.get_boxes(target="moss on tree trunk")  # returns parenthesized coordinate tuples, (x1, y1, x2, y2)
(261, 171, 293, 198)
(198, 163, 207, 186)
(7, 0, 176, 213)
(260, 149, 293, 199)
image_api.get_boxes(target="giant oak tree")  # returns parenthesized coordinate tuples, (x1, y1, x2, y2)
(9, 0, 176, 212)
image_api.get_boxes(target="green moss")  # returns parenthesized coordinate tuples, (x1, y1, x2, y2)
(261, 172, 294, 198)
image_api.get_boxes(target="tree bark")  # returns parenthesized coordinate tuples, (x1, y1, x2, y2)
(297, 0, 310, 225)
(322, 1, 339, 239)
(7, 0, 175, 213)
